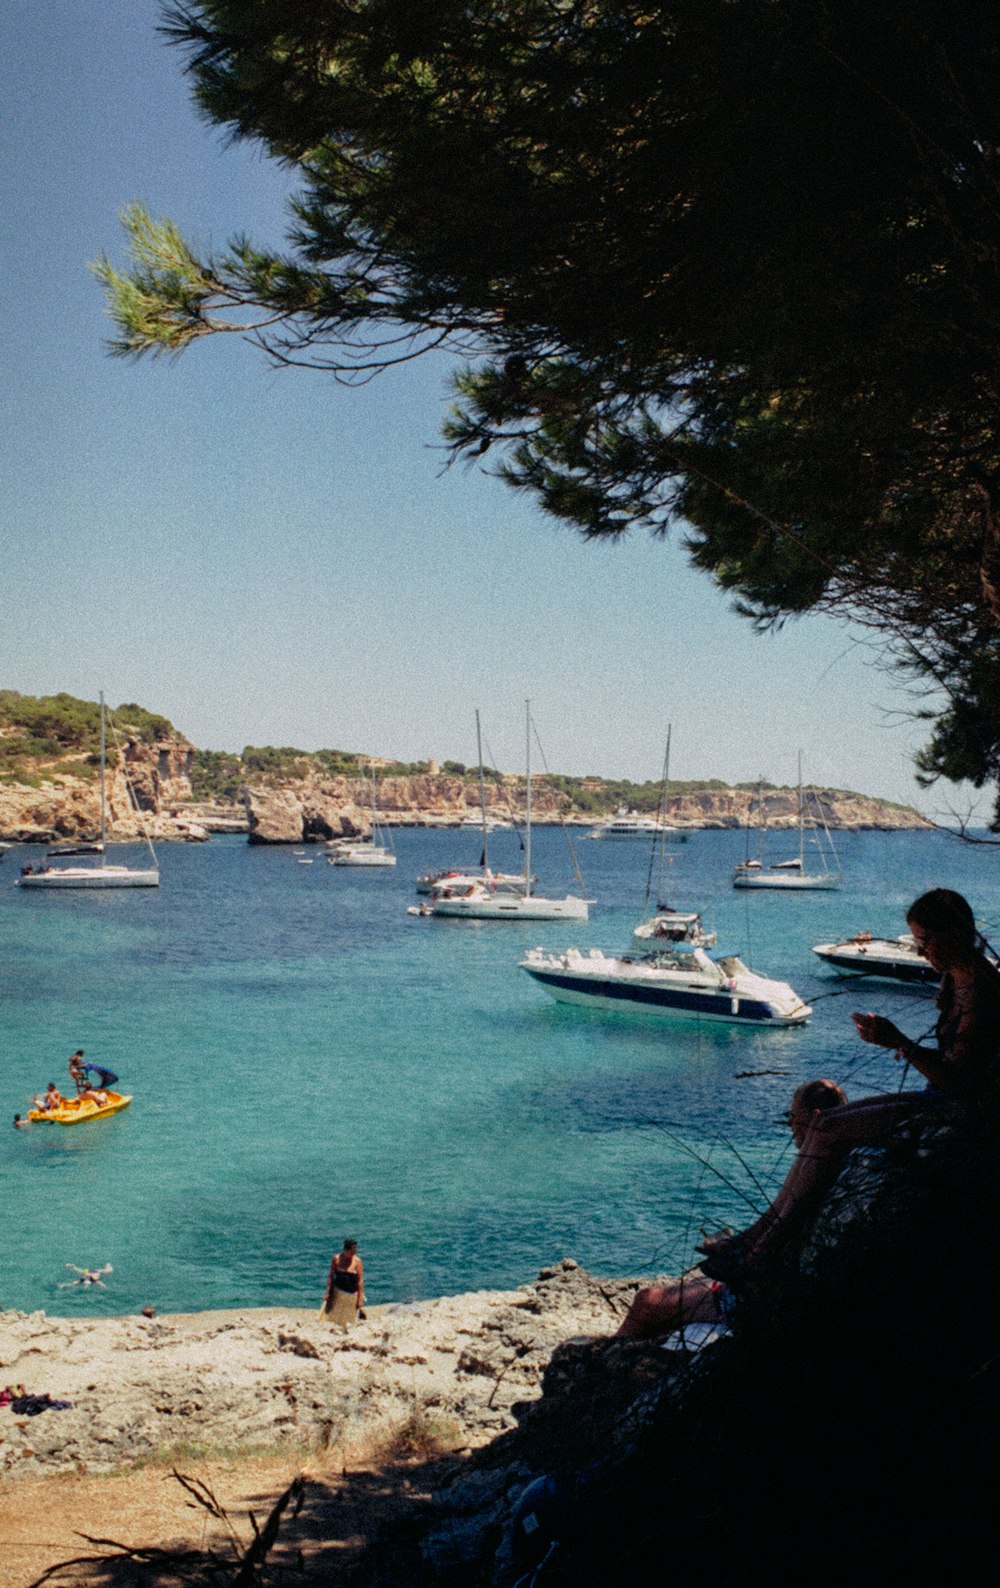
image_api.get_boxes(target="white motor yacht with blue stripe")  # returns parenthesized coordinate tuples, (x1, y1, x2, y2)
(519, 944, 811, 1026)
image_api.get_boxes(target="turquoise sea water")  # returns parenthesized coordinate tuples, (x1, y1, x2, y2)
(2, 824, 998, 1317)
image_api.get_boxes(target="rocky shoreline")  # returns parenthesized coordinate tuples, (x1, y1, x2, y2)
(0, 1262, 636, 1483)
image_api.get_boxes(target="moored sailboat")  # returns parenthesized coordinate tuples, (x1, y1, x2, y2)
(329, 761, 396, 866)
(633, 730, 714, 946)
(415, 711, 533, 895)
(732, 755, 840, 891)
(16, 695, 159, 889)
(427, 703, 591, 920)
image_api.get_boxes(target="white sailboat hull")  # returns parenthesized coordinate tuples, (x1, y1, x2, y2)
(17, 865, 159, 889)
(432, 890, 589, 920)
(733, 870, 840, 891)
(15, 694, 160, 891)
(330, 846, 396, 867)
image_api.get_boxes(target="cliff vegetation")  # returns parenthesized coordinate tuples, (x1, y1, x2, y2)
(0, 691, 931, 842)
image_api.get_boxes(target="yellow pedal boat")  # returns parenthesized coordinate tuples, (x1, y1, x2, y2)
(28, 1090, 132, 1126)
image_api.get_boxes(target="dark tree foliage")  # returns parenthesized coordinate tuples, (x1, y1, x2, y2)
(94, 1, 1000, 819)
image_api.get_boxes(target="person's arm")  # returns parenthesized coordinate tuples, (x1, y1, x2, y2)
(322, 1258, 336, 1307)
(852, 1009, 959, 1091)
(355, 1258, 364, 1308)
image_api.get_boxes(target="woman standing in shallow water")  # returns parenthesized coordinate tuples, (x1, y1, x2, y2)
(319, 1238, 365, 1328)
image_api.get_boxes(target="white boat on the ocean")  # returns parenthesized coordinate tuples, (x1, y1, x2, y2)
(812, 932, 936, 984)
(425, 703, 591, 921)
(416, 866, 531, 896)
(416, 712, 531, 895)
(633, 731, 714, 946)
(733, 756, 840, 891)
(329, 762, 396, 867)
(633, 907, 716, 946)
(520, 944, 811, 1026)
(587, 810, 669, 840)
(16, 695, 159, 890)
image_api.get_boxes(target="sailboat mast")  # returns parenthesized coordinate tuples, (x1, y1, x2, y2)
(657, 727, 671, 904)
(524, 700, 532, 899)
(475, 710, 489, 874)
(797, 749, 804, 869)
(99, 691, 107, 862)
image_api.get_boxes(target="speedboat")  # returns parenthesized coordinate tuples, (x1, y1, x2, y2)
(28, 1090, 132, 1125)
(519, 944, 811, 1025)
(812, 932, 936, 984)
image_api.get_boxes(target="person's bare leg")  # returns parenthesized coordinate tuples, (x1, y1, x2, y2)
(739, 1094, 926, 1264)
(616, 1273, 721, 1339)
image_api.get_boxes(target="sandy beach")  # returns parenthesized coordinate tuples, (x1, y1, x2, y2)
(0, 1261, 636, 1585)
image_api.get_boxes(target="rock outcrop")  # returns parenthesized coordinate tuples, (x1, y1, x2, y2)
(244, 778, 371, 844)
(0, 738, 200, 843)
(664, 783, 929, 830)
(0, 1263, 635, 1482)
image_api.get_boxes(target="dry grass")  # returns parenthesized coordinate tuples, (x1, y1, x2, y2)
(0, 1410, 470, 1588)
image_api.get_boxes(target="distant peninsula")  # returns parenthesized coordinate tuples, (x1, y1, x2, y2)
(0, 690, 931, 844)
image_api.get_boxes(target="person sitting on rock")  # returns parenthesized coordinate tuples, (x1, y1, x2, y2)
(616, 1079, 847, 1339)
(699, 888, 1000, 1285)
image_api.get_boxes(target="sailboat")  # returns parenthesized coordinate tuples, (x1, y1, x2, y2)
(329, 761, 397, 866)
(732, 754, 841, 891)
(414, 710, 533, 895)
(427, 703, 591, 920)
(633, 731, 715, 945)
(17, 695, 160, 889)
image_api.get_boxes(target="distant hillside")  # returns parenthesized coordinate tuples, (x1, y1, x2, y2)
(0, 691, 932, 840)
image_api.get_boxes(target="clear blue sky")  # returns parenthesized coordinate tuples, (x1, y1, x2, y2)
(0, 0, 973, 814)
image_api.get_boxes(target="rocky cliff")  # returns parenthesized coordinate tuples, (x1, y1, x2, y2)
(0, 737, 202, 843)
(665, 783, 930, 830)
(0, 762, 931, 844)
(239, 776, 930, 843)
(241, 772, 572, 843)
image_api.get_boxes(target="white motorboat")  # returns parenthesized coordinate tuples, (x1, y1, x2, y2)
(329, 763, 396, 867)
(587, 810, 670, 839)
(733, 756, 840, 891)
(16, 695, 159, 889)
(424, 703, 591, 921)
(812, 932, 936, 984)
(520, 944, 811, 1025)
